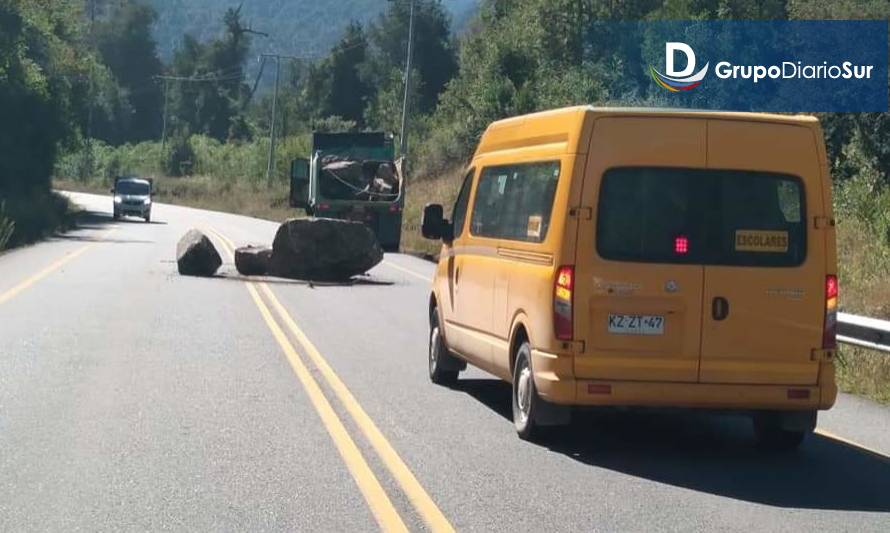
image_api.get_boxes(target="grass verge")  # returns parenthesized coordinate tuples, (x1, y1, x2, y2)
(837, 347, 890, 404)
(400, 166, 465, 259)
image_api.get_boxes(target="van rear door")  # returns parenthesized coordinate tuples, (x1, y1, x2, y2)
(573, 117, 707, 383)
(699, 120, 824, 385)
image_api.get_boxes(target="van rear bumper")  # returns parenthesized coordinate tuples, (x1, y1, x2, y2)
(531, 349, 837, 410)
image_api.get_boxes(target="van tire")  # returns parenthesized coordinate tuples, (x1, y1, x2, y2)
(753, 411, 814, 451)
(429, 308, 460, 385)
(512, 342, 543, 440)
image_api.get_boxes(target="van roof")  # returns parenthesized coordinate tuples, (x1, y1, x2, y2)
(474, 106, 818, 158)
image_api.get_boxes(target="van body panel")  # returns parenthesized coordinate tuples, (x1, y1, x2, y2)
(574, 117, 708, 382)
(443, 241, 498, 369)
(467, 136, 585, 376)
(474, 107, 589, 157)
(699, 120, 824, 385)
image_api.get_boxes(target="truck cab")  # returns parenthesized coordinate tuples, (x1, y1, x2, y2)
(290, 132, 404, 252)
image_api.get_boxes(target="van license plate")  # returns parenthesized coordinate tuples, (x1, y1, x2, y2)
(608, 314, 664, 335)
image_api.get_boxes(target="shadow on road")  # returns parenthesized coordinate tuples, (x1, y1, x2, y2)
(210, 272, 395, 288)
(48, 210, 160, 244)
(451, 378, 890, 513)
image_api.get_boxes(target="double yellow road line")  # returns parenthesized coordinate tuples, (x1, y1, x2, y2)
(0, 228, 117, 306)
(207, 228, 454, 533)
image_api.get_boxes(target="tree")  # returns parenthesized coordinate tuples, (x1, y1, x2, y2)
(0, 0, 93, 195)
(166, 5, 254, 142)
(368, 0, 458, 115)
(94, 1, 164, 144)
(328, 22, 373, 124)
(300, 21, 373, 125)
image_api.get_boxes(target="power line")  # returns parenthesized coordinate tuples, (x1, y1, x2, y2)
(153, 71, 246, 146)
(152, 72, 245, 83)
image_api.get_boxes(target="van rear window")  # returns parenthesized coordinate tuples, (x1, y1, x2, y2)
(597, 167, 806, 266)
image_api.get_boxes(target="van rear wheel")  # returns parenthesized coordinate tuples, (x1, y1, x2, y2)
(753, 411, 815, 451)
(512, 342, 571, 441)
(512, 342, 542, 440)
(429, 308, 460, 385)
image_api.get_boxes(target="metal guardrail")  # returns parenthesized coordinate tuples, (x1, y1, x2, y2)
(838, 312, 890, 353)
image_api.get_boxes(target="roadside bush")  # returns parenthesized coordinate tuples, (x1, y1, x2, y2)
(55, 133, 311, 187)
(0, 192, 74, 249)
(0, 202, 16, 251)
(163, 131, 196, 177)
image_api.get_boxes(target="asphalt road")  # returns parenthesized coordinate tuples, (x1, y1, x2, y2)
(1, 192, 888, 532)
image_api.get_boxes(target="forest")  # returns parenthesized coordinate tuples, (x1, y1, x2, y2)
(1, 0, 888, 287)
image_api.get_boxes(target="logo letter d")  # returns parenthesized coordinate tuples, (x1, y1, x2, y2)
(666, 42, 696, 77)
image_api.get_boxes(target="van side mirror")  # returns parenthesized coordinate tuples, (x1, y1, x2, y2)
(290, 158, 310, 208)
(422, 203, 453, 243)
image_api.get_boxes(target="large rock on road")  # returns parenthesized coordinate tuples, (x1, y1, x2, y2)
(235, 245, 272, 276)
(270, 218, 383, 281)
(176, 229, 222, 277)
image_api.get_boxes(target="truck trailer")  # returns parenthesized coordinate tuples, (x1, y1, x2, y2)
(290, 132, 404, 252)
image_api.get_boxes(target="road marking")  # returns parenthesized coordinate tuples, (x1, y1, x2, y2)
(208, 227, 454, 533)
(815, 428, 890, 462)
(383, 260, 432, 283)
(209, 229, 408, 533)
(245, 283, 408, 532)
(0, 228, 117, 306)
(257, 283, 456, 533)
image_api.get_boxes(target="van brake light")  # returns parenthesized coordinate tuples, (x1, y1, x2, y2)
(674, 235, 689, 255)
(554, 265, 574, 340)
(823, 275, 838, 349)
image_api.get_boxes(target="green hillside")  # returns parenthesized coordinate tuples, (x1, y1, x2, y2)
(147, 0, 478, 59)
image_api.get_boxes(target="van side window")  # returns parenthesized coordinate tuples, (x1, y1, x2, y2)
(451, 169, 474, 238)
(470, 162, 560, 242)
(596, 167, 806, 267)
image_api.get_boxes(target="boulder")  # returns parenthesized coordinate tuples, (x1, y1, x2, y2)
(235, 245, 272, 276)
(176, 229, 222, 277)
(270, 218, 383, 281)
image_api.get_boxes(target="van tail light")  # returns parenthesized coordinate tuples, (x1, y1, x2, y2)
(554, 265, 574, 340)
(823, 275, 838, 349)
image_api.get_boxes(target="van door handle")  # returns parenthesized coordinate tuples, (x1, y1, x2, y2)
(455, 266, 461, 285)
(712, 297, 729, 321)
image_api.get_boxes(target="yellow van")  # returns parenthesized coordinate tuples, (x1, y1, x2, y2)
(421, 106, 838, 449)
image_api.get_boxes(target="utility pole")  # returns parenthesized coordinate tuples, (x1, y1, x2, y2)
(399, 0, 417, 158)
(267, 56, 280, 185)
(261, 54, 299, 186)
(84, 0, 96, 181)
(161, 77, 169, 149)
